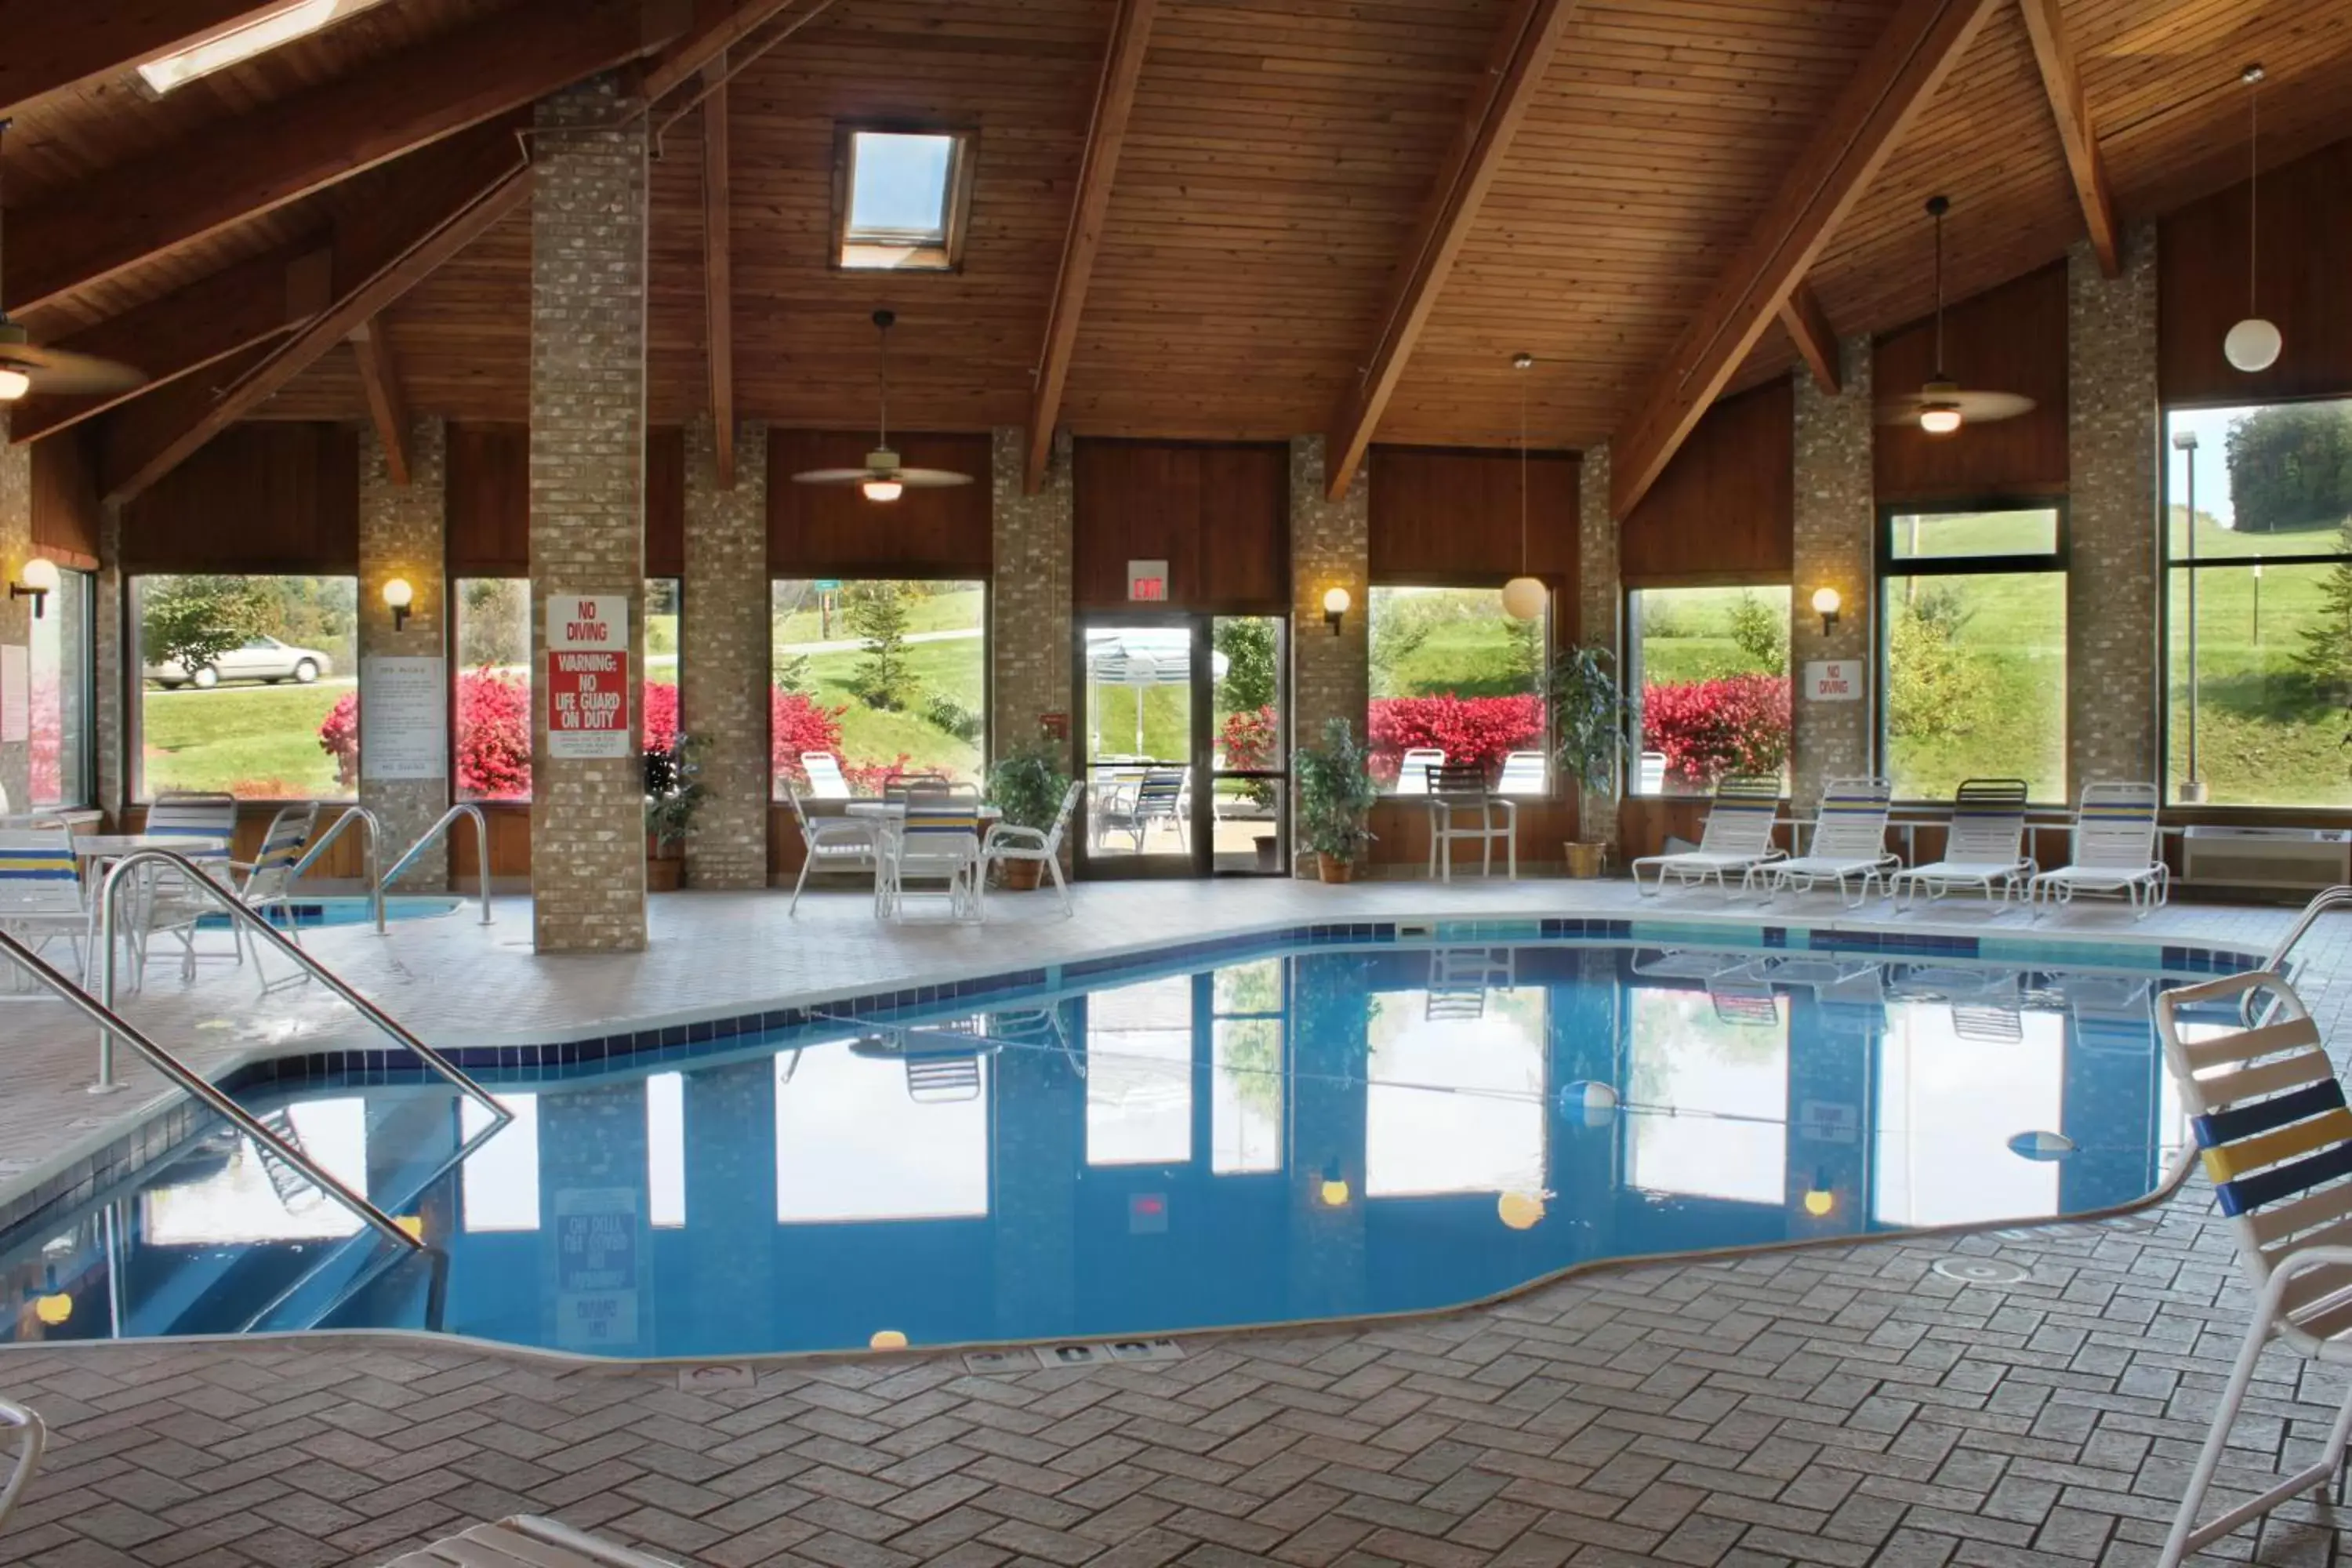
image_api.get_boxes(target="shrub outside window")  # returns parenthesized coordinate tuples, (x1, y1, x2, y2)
(1626, 586, 1791, 797)
(770, 579, 986, 797)
(29, 568, 93, 808)
(452, 579, 532, 801)
(133, 573, 356, 800)
(1366, 586, 1546, 793)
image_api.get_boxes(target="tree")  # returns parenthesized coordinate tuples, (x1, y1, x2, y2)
(1886, 585, 1991, 743)
(2227, 403, 2352, 535)
(2296, 524, 2352, 697)
(845, 581, 916, 710)
(1214, 617, 1277, 713)
(141, 575, 267, 677)
(1728, 590, 1788, 672)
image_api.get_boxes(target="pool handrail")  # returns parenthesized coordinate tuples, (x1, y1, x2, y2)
(378, 804, 495, 926)
(95, 849, 510, 1131)
(0, 928, 420, 1254)
(287, 804, 386, 934)
(2246, 883, 2352, 1025)
(0, 1396, 45, 1530)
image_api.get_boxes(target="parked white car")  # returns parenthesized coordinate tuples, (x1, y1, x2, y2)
(145, 636, 333, 691)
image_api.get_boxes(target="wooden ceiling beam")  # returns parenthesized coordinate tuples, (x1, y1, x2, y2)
(101, 131, 532, 504)
(348, 315, 412, 485)
(644, 0, 805, 106)
(1610, 0, 2005, 519)
(1779, 282, 1842, 395)
(0, 2, 281, 115)
(5, 0, 682, 314)
(702, 60, 735, 489)
(2017, 0, 2120, 278)
(1026, 0, 1159, 494)
(1323, 0, 1581, 500)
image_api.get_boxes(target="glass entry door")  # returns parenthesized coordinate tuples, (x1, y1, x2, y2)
(1077, 616, 1287, 878)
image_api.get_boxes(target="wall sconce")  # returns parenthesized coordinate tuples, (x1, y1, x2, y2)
(382, 576, 414, 632)
(1322, 585, 1351, 637)
(1811, 585, 1842, 636)
(9, 556, 56, 620)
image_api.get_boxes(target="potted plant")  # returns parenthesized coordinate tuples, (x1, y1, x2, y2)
(1547, 644, 1629, 878)
(1294, 717, 1379, 883)
(984, 736, 1072, 891)
(644, 734, 708, 893)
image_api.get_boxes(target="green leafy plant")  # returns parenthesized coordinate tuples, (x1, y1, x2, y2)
(985, 735, 1073, 833)
(845, 581, 917, 710)
(923, 692, 985, 745)
(141, 575, 269, 677)
(644, 733, 708, 851)
(1294, 717, 1380, 862)
(1544, 644, 1629, 797)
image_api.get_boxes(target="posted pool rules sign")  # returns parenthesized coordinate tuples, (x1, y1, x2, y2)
(546, 594, 632, 759)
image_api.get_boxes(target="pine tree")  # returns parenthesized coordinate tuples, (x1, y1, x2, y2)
(846, 582, 916, 710)
(2296, 525, 2352, 697)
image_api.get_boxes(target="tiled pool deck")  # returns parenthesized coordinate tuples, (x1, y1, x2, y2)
(0, 878, 2346, 1566)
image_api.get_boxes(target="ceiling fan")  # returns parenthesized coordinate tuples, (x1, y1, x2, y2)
(0, 119, 145, 404)
(1875, 194, 2033, 436)
(791, 308, 974, 501)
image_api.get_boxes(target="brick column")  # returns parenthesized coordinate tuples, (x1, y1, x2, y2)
(528, 76, 649, 953)
(1575, 443, 1618, 848)
(682, 416, 768, 889)
(2067, 227, 2159, 797)
(1290, 435, 1368, 758)
(990, 426, 1074, 773)
(0, 416, 29, 812)
(359, 417, 449, 889)
(95, 504, 125, 818)
(1791, 341, 1875, 809)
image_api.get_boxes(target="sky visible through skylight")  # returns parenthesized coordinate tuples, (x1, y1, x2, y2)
(850, 132, 955, 236)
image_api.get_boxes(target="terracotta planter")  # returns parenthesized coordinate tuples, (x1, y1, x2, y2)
(1318, 853, 1356, 884)
(998, 858, 1044, 891)
(1563, 840, 1606, 879)
(646, 855, 684, 893)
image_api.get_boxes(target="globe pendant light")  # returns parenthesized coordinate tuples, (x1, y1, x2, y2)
(1918, 197, 1962, 435)
(1501, 352, 1546, 622)
(2224, 64, 2282, 374)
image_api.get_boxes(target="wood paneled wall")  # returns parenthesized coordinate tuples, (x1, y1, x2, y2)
(2161, 139, 2352, 406)
(447, 421, 687, 579)
(1618, 379, 1793, 586)
(768, 430, 994, 579)
(1071, 439, 1289, 612)
(1874, 262, 2068, 503)
(1367, 446, 1579, 586)
(30, 432, 101, 570)
(121, 423, 360, 574)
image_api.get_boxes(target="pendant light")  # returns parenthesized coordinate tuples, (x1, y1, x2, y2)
(1500, 352, 1546, 622)
(1875, 194, 2033, 434)
(2223, 64, 2282, 374)
(789, 310, 975, 500)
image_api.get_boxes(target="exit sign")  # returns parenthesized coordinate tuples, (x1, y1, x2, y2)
(1127, 560, 1169, 602)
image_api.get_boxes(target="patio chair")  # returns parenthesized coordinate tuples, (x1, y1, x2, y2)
(1496, 750, 1546, 797)
(1889, 778, 2034, 908)
(2028, 780, 2168, 919)
(800, 753, 852, 800)
(1630, 775, 1783, 897)
(139, 792, 245, 984)
(983, 780, 1081, 916)
(385, 1515, 684, 1567)
(784, 786, 880, 915)
(1635, 751, 1668, 793)
(1393, 747, 1446, 797)
(2151, 969, 2352, 1567)
(1098, 769, 1185, 855)
(0, 828, 89, 983)
(882, 769, 953, 803)
(878, 803, 984, 923)
(1427, 762, 1515, 881)
(0, 1397, 45, 1531)
(235, 803, 318, 921)
(1755, 777, 1897, 906)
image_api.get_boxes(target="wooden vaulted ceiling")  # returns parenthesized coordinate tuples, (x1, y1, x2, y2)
(8, 0, 2352, 511)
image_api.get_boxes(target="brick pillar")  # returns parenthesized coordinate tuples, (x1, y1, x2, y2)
(95, 504, 125, 818)
(1290, 434, 1368, 758)
(1791, 341, 1875, 809)
(682, 416, 768, 889)
(359, 417, 449, 889)
(989, 425, 1074, 772)
(2067, 227, 2159, 797)
(1575, 444, 1617, 849)
(528, 76, 649, 953)
(0, 416, 29, 812)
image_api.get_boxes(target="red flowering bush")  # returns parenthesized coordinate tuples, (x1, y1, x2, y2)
(1640, 673, 1791, 789)
(319, 690, 361, 787)
(1220, 706, 1277, 771)
(642, 681, 681, 755)
(1366, 694, 1544, 785)
(771, 690, 850, 787)
(843, 754, 916, 795)
(456, 670, 532, 799)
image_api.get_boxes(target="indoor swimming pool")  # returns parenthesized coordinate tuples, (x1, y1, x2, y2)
(0, 928, 2244, 1361)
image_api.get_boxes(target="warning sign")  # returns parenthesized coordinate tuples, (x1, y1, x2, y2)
(546, 594, 632, 759)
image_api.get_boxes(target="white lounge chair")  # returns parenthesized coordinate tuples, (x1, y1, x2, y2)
(1635, 751, 1668, 794)
(784, 787, 880, 914)
(2028, 780, 2167, 919)
(1631, 775, 1783, 897)
(0, 1397, 44, 1531)
(386, 1515, 684, 1566)
(800, 752, 851, 799)
(1496, 750, 1546, 797)
(1889, 777, 2034, 908)
(984, 780, 1081, 915)
(1755, 777, 1897, 906)
(1392, 747, 1446, 797)
(0, 828, 91, 982)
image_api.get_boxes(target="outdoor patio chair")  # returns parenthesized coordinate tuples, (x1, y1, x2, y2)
(784, 786, 880, 915)
(139, 792, 246, 985)
(1098, 769, 1185, 855)
(0, 1397, 44, 1531)
(1636, 751, 1668, 793)
(2151, 969, 2352, 1566)
(2028, 779, 2168, 919)
(1889, 778, 2034, 908)
(1392, 747, 1446, 797)
(0, 829, 89, 984)
(878, 803, 984, 923)
(882, 770, 953, 803)
(800, 752, 852, 799)
(1755, 777, 1898, 906)
(1496, 750, 1546, 797)
(983, 780, 1081, 916)
(1427, 762, 1515, 881)
(234, 802, 318, 922)
(1630, 775, 1783, 897)
(385, 1515, 684, 1567)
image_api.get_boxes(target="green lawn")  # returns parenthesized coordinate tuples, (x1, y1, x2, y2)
(800, 639, 985, 782)
(141, 681, 352, 800)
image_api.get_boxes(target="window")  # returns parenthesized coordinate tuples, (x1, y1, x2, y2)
(1626, 988, 1787, 1205)
(1211, 960, 1285, 1174)
(644, 577, 681, 763)
(775, 1041, 989, 1223)
(2165, 399, 2352, 807)
(1874, 999, 2063, 1227)
(1086, 977, 1192, 1167)
(1365, 971, 1544, 1196)
(835, 128, 975, 271)
(1879, 507, 2067, 802)
(771, 579, 986, 797)
(1627, 586, 1791, 797)
(461, 1093, 540, 1232)
(135, 0, 390, 95)
(1366, 586, 1546, 793)
(453, 579, 532, 802)
(30, 568, 93, 808)
(133, 573, 357, 800)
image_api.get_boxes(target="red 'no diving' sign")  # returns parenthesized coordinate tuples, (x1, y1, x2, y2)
(546, 594, 633, 759)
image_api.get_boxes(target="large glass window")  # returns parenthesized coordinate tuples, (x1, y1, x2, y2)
(643, 577, 682, 764)
(1367, 586, 1545, 793)
(133, 573, 357, 800)
(1627, 586, 1791, 797)
(29, 567, 93, 808)
(454, 578, 532, 802)
(2165, 399, 2352, 806)
(775, 1040, 989, 1223)
(835, 127, 975, 272)
(1626, 988, 1788, 1205)
(1366, 958, 1545, 1197)
(1880, 508, 2067, 802)
(770, 579, 985, 797)
(1086, 977, 1193, 1167)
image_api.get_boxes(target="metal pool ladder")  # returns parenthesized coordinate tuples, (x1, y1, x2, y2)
(377, 804, 496, 926)
(2245, 883, 2352, 1025)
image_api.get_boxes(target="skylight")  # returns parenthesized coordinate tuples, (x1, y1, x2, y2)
(136, 0, 390, 96)
(837, 128, 974, 272)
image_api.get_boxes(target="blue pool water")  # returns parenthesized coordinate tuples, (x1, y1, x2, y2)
(195, 895, 463, 931)
(0, 932, 2237, 1359)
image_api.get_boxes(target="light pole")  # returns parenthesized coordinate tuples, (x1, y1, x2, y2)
(2252, 561, 2263, 647)
(2174, 430, 2205, 803)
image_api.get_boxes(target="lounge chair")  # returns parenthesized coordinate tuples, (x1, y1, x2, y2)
(983, 780, 1082, 915)
(800, 752, 851, 799)
(783, 786, 879, 914)
(1392, 747, 1446, 797)
(1496, 750, 1546, 797)
(1755, 777, 1897, 906)
(386, 1515, 684, 1566)
(0, 828, 91, 982)
(2028, 780, 2167, 919)
(1889, 778, 2034, 908)
(1630, 775, 1783, 897)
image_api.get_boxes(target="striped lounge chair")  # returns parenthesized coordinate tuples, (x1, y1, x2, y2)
(1755, 776, 1898, 907)
(1889, 777, 2034, 908)
(1630, 775, 1783, 898)
(2028, 779, 2168, 919)
(0, 828, 90, 982)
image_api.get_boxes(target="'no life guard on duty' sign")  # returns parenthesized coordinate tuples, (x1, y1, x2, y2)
(546, 594, 632, 759)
